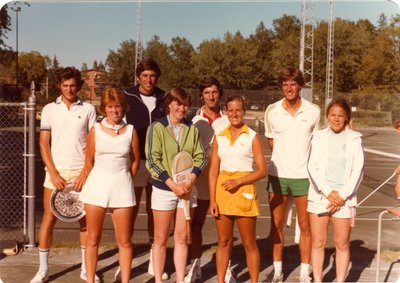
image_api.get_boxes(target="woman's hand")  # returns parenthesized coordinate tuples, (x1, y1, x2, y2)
(171, 182, 191, 197)
(221, 178, 241, 191)
(209, 201, 219, 217)
(73, 172, 88, 192)
(326, 190, 345, 207)
(326, 203, 341, 214)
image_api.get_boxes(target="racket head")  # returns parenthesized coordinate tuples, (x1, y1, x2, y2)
(172, 151, 194, 184)
(50, 184, 85, 222)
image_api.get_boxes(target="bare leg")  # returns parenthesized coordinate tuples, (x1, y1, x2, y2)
(236, 217, 260, 283)
(84, 204, 106, 283)
(145, 183, 154, 241)
(309, 213, 329, 283)
(215, 214, 234, 283)
(332, 217, 351, 282)
(268, 192, 289, 262)
(132, 186, 143, 232)
(189, 199, 209, 260)
(112, 207, 134, 283)
(38, 188, 58, 249)
(173, 208, 191, 282)
(153, 209, 174, 282)
(294, 195, 312, 264)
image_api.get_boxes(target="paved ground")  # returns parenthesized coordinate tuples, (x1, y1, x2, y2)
(1, 127, 400, 282)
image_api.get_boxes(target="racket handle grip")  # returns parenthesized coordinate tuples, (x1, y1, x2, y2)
(186, 220, 192, 245)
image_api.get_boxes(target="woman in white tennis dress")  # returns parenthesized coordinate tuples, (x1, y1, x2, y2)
(80, 87, 140, 283)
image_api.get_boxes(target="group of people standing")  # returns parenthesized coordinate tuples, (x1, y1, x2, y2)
(30, 59, 365, 283)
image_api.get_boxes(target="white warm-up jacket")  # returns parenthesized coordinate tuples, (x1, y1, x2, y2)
(307, 127, 364, 210)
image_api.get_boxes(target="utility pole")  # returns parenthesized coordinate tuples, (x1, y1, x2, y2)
(134, 0, 143, 85)
(299, 0, 315, 103)
(325, 0, 335, 113)
(11, 6, 21, 88)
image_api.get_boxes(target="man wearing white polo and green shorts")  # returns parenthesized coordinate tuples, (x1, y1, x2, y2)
(264, 67, 320, 283)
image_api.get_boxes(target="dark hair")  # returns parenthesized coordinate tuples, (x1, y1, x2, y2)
(164, 87, 191, 114)
(136, 58, 161, 78)
(326, 98, 351, 125)
(198, 76, 223, 98)
(225, 95, 246, 112)
(100, 87, 129, 114)
(277, 67, 304, 87)
(57, 67, 84, 90)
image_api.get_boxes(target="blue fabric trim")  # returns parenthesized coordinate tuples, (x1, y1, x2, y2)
(153, 179, 172, 191)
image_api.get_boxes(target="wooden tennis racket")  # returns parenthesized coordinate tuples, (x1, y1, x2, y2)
(172, 151, 194, 244)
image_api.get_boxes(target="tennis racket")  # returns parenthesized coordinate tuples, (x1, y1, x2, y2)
(172, 151, 194, 244)
(50, 183, 85, 222)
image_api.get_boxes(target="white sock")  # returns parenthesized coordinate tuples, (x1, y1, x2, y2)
(273, 261, 282, 275)
(81, 246, 86, 273)
(39, 248, 49, 272)
(300, 263, 310, 277)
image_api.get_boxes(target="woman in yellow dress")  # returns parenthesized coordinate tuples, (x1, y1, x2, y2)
(209, 95, 267, 283)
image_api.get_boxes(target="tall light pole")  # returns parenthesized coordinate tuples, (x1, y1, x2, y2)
(11, 6, 21, 88)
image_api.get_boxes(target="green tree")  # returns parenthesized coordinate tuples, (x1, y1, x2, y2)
(333, 19, 372, 91)
(18, 51, 50, 89)
(219, 31, 265, 89)
(168, 36, 196, 88)
(270, 15, 301, 74)
(105, 39, 137, 88)
(192, 38, 226, 83)
(143, 35, 173, 89)
(0, 4, 11, 48)
(249, 21, 275, 88)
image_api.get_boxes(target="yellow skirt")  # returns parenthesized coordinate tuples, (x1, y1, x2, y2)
(216, 171, 260, 217)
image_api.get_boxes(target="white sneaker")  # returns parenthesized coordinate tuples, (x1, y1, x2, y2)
(148, 247, 169, 280)
(184, 258, 201, 282)
(299, 275, 311, 283)
(30, 270, 49, 283)
(225, 264, 236, 283)
(80, 270, 101, 282)
(266, 271, 283, 283)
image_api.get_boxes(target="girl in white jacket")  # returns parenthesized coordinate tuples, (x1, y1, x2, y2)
(307, 98, 364, 283)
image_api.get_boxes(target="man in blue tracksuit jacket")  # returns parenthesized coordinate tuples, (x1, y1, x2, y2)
(123, 58, 168, 279)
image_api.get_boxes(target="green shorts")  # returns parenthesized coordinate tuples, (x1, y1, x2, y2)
(267, 175, 310, 196)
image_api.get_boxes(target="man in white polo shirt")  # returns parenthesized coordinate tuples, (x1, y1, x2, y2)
(264, 67, 320, 283)
(30, 67, 97, 283)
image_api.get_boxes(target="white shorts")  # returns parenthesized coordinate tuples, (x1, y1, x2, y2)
(307, 201, 354, 219)
(134, 160, 152, 187)
(151, 186, 198, 211)
(43, 168, 82, 190)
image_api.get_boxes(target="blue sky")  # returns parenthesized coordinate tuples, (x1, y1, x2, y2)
(2, 0, 400, 68)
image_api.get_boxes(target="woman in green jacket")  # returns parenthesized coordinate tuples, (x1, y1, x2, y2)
(145, 87, 207, 283)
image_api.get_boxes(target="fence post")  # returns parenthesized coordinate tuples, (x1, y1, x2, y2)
(26, 81, 36, 248)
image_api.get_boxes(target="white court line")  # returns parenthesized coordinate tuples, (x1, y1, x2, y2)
(364, 148, 400, 159)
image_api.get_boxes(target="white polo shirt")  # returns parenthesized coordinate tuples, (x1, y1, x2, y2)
(40, 96, 96, 170)
(192, 107, 230, 200)
(192, 107, 230, 152)
(264, 98, 320, 178)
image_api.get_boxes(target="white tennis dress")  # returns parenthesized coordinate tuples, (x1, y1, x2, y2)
(80, 123, 136, 208)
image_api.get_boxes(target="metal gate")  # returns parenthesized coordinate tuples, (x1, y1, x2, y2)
(0, 102, 27, 242)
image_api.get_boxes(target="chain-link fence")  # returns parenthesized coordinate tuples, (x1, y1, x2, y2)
(0, 102, 27, 242)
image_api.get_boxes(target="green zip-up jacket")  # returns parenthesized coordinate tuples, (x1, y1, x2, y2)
(145, 116, 207, 191)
